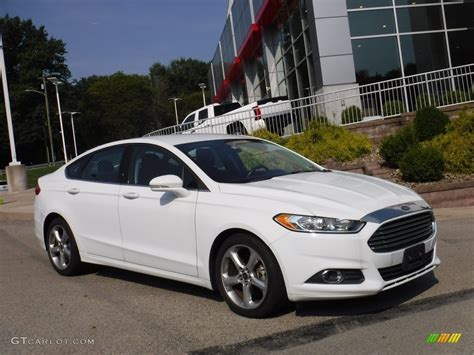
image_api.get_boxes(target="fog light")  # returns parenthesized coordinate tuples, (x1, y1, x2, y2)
(305, 269, 365, 284)
(321, 270, 344, 284)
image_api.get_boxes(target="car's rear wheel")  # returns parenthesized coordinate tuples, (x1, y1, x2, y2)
(215, 233, 287, 318)
(46, 218, 85, 276)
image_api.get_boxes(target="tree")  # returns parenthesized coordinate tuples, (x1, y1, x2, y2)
(78, 72, 156, 148)
(0, 16, 70, 166)
(149, 58, 210, 128)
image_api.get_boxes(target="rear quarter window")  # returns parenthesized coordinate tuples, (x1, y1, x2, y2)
(65, 157, 88, 179)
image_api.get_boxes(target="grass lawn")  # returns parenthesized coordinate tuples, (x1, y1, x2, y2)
(0, 164, 63, 189)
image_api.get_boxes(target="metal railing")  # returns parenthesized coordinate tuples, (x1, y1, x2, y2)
(145, 63, 474, 138)
(0, 161, 64, 178)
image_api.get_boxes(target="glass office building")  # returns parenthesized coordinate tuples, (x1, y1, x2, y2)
(208, 0, 474, 104)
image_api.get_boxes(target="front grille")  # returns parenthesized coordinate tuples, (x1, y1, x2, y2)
(378, 250, 434, 281)
(368, 211, 434, 253)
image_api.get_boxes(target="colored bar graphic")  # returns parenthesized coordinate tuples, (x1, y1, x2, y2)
(426, 333, 462, 344)
(426, 333, 439, 343)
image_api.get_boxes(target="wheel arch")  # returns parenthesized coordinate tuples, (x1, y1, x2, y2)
(208, 228, 280, 291)
(226, 121, 247, 135)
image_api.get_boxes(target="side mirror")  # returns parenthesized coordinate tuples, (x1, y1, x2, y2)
(149, 175, 190, 198)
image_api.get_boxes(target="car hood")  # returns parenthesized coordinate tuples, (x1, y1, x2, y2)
(219, 171, 423, 220)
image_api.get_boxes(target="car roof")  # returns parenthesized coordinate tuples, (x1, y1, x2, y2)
(135, 134, 257, 146)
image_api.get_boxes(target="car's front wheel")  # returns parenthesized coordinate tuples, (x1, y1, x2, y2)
(215, 233, 288, 318)
(46, 218, 85, 276)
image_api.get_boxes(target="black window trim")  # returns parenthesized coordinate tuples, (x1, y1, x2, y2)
(124, 143, 209, 191)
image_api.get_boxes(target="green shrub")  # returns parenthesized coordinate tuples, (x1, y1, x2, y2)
(285, 122, 372, 163)
(414, 106, 449, 141)
(379, 124, 418, 167)
(0, 196, 3, 205)
(252, 129, 286, 145)
(442, 90, 468, 105)
(449, 109, 474, 133)
(310, 115, 328, 124)
(341, 106, 362, 124)
(416, 94, 438, 110)
(400, 145, 444, 182)
(426, 111, 474, 174)
(383, 100, 405, 116)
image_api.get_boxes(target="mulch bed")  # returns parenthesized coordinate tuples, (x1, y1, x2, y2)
(326, 147, 474, 189)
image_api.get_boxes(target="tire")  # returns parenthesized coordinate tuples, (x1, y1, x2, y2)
(228, 123, 247, 135)
(214, 233, 288, 318)
(46, 217, 85, 276)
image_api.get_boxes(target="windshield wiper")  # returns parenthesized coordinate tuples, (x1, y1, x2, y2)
(286, 169, 319, 175)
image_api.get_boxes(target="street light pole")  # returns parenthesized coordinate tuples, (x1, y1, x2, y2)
(24, 87, 55, 164)
(0, 33, 19, 165)
(1, 32, 27, 191)
(63, 111, 80, 157)
(169, 98, 181, 126)
(42, 74, 55, 162)
(47, 77, 68, 163)
(198, 83, 207, 106)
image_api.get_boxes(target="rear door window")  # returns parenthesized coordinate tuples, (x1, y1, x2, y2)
(214, 102, 241, 116)
(81, 146, 126, 183)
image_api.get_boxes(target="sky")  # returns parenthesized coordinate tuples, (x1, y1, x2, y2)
(3, 0, 228, 79)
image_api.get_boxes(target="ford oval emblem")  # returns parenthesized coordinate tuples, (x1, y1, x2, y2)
(401, 205, 411, 211)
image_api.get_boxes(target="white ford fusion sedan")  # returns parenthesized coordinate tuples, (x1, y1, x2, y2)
(34, 134, 440, 317)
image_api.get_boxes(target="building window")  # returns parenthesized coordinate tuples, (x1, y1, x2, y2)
(352, 36, 401, 85)
(253, 0, 265, 16)
(294, 34, 306, 64)
(396, 6, 444, 33)
(232, 0, 253, 50)
(220, 18, 235, 74)
(449, 29, 474, 66)
(211, 47, 223, 93)
(296, 59, 311, 97)
(283, 47, 295, 73)
(287, 70, 298, 99)
(348, 10, 395, 37)
(444, 3, 474, 29)
(400, 32, 449, 75)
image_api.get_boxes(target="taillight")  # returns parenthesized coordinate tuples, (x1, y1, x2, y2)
(253, 106, 262, 121)
(35, 184, 41, 195)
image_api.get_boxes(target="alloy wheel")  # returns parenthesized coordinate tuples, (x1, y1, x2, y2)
(220, 244, 268, 309)
(48, 225, 72, 270)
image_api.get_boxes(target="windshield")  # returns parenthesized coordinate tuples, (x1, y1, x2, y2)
(176, 139, 322, 183)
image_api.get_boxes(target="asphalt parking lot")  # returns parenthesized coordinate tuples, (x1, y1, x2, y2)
(0, 216, 473, 354)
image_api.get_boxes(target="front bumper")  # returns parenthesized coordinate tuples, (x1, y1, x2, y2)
(270, 216, 440, 302)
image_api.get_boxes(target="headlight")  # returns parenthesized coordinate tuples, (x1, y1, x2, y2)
(274, 213, 365, 233)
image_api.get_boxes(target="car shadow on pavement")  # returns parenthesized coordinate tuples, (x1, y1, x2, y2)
(294, 271, 439, 317)
(94, 266, 223, 302)
(90, 266, 438, 317)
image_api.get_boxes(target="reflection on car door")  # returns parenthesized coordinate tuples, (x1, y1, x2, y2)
(65, 145, 126, 260)
(118, 144, 199, 276)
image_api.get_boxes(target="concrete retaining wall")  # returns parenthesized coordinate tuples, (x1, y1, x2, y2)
(414, 181, 474, 208)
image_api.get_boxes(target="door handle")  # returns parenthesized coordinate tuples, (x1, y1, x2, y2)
(67, 188, 80, 195)
(123, 192, 139, 200)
